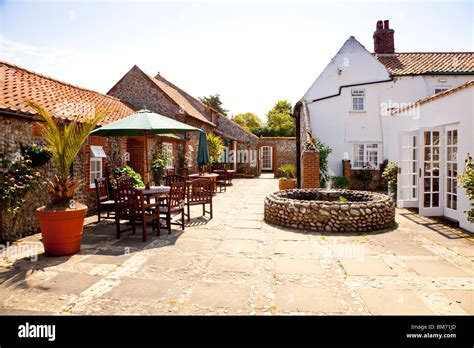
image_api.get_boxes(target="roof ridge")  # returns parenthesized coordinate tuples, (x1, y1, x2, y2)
(0, 60, 123, 102)
(392, 80, 474, 114)
(373, 52, 474, 55)
(155, 73, 216, 113)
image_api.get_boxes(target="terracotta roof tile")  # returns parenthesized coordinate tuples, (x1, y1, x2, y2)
(0, 61, 135, 125)
(373, 52, 474, 75)
(391, 80, 473, 115)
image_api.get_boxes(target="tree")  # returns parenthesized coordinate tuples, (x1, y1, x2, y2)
(232, 113, 262, 133)
(199, 93, 229, 116)
(264, 100, 296, 137)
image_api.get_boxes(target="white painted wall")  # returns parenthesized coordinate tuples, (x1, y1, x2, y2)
(303, 36, 472, 175)
(390, 86, 474, 232)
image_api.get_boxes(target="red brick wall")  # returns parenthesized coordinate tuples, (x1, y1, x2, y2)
(301, 151, 320, 188)
(342, 159, 386, 191)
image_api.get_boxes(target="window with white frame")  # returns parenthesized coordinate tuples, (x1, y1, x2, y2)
(90, 158, 102, 188)
(162, 142, 173, 168)
(89, 145, 106, 188)
(351, 89, 365, 112)
(353, 143, 380, 169)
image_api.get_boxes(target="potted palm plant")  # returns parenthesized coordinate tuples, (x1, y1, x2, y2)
(278, 164, 297, 190)
(27, 100, 106, 256)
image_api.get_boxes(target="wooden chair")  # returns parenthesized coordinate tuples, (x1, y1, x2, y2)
(215, 169, 228, 192)
(160, 181, 186, 234)
(114, 187, 160, 242)
(177, 167, 189, 178)
(116, 175, 133, 188)
(185, 178, 213, 221)
(163, 174, 185, 186)
(94, 178, 115, 222)
(165, 168, 175, 176)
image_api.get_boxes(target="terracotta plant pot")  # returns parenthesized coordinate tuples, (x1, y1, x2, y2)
(279, 179, 297, 190)
(36, 205, 87, 256)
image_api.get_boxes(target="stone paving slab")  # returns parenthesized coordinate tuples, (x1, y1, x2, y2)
(383, 242, 436, 257)
(40, 272, 102, 295)
(356, 289, 433, 315)
(274, 258, 323, 275)
(404, 260, 471, 277)
(275, 285, 340, 313)
(219, 240, 261, 254)
(441, 290, 474, 314)
(189, 282, 251, 309)
(106, 277, 174, 300)
(274, 241, 314, 255)
(226, 229, 262, 240)
(275, 230, 310, 241)
(231, 220, 262, 229)
(340, 259, 397, 276)
(207, 256, 255, 273)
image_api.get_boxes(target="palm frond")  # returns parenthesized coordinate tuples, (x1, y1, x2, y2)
(25, 100, 107, 202)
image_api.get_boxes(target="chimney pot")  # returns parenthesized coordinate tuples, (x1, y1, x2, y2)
(373, 20, 395, 54)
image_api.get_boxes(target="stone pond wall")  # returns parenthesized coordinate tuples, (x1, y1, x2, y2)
(264, 189, 396, 232)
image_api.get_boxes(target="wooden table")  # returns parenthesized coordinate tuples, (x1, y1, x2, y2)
(137, 186, 170, 203)
(212, 169, 236, 183)
(188, 173, 219, 192)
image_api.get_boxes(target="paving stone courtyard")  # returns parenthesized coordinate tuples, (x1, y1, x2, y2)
(0, 176, 473, 315)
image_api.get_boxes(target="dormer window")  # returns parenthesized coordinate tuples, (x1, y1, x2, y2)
(351, 89, 366, 112)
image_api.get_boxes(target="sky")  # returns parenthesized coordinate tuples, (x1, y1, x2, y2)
(0, 0, 473, 121)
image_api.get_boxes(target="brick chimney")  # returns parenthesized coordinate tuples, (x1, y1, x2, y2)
(373, 20, 395, 54)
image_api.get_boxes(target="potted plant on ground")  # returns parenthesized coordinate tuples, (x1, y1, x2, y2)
(278, 164, 297, 190)
(27, 100, 106, 256)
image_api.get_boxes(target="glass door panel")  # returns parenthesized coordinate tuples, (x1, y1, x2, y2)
(419, 128, 443, 216)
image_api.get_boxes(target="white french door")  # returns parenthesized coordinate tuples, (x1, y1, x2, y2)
(398, 132, 418, 207)
(444, 126, 458, 220)
(419, 128, 443, 216)
(260, 146, 273, 170)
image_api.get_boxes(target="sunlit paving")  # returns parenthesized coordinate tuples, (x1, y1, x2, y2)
(0, 0, 473, 346)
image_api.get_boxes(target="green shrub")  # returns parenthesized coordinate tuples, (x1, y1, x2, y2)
(0, 156, 43, 215)
(113, 166, 144, 187)
(332, 176, 351, 189)
(458, 155, 474, 223)
(278, 164, 296, 180)
(382, 161, 398, 196)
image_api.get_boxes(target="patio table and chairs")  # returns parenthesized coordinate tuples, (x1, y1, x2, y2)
(89, 109, 214, 239)
(114, 187, 161, 242)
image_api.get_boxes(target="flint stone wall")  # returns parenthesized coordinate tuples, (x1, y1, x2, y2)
(264, 189, 395, 232)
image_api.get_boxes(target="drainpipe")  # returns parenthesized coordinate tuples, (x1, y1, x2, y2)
(293, 101, 302, 189)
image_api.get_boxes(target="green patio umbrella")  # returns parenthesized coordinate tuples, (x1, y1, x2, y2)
(90, 109, 203, 187)
(197, 130, 210, 166)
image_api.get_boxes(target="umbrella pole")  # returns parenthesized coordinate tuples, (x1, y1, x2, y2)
(144, 130, 150, 189)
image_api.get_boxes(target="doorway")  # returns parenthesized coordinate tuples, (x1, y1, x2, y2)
(261, 146, 273, 171)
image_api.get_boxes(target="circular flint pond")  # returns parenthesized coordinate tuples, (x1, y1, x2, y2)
(264, 189, 395, 232)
